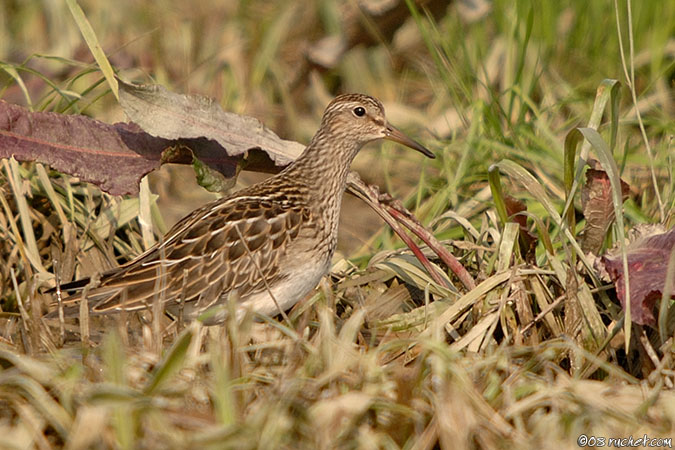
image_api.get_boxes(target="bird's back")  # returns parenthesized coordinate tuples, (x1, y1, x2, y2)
(53, 175, 326, 320)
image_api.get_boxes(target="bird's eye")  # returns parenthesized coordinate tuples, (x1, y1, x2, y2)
(353, 107, 366, 117)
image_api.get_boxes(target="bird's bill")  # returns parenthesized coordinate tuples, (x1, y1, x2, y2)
(384, 124, 435, 159)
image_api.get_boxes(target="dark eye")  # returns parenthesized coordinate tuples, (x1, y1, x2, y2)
(353, 107, 366, 117)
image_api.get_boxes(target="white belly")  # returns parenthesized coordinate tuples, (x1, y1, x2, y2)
(240, 258, 330, 317)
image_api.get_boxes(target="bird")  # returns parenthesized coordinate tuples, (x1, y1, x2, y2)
(50, 94, 434, 325)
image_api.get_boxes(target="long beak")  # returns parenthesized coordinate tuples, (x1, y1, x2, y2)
(384, 124, 435, 158)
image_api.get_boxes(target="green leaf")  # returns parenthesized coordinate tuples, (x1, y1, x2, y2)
(488, 164, 508, 226)
(143, 328, 193, 395)
(192, 156, 237, 193)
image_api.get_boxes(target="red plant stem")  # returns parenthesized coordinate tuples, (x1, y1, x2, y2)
(354, 192, 451, 288)
(382, 204, 476, 290)
(346, 172, 475, 292)
(346, 173, 464, 290)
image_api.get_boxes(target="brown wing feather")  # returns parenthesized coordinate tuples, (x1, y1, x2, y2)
(57, 193, 309, 315)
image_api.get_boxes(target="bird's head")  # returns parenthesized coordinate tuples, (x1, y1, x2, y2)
(319, 93, 435, 158)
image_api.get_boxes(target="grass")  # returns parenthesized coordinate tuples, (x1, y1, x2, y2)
(0, 0, 674, 448)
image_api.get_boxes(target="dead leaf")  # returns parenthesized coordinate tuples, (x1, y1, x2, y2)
(504, 194, 537, 262)
(118, 79, 304, 166)
(581, 165, 630, 255)
(596, 225, 675, 326)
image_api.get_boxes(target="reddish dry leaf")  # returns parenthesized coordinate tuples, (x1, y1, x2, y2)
(504, 195, 527, 229)
(581, 166, 630, 255)
(0, 100, 239, 195)
(597, 226, 675, 326)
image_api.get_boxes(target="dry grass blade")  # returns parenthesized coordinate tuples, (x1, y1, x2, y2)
(3, 159, 45, 273)
(138, 177, 156, 249)
(432, 271, 511, 335)
(0, 371, 73, 437)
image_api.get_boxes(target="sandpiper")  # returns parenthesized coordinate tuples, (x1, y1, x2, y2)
(53, 94, 434, 324)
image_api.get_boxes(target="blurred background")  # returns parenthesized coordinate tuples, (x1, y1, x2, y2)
(1, 0, 673, 258)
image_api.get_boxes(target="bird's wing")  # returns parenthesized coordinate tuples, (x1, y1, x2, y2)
(55, 194, 311, 314)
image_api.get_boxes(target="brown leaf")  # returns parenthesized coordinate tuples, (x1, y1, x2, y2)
(504, 195, 537, 262)
(596, 225, 675, 326)
(581, 166, 630, 254)
(504, 195, 527, 229)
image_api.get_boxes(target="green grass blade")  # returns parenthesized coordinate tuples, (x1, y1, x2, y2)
(65, 0, 118, 99)
(143, 328, 193, 395)
(487, 164, 508, 226)
(493, 159, 595, 277)
(563, 129, 582, 234)
(561, 79, 621, 233)
(0, 62, 33, 108)
(250, 4, 297, 87)
(576, 127, 631, 349)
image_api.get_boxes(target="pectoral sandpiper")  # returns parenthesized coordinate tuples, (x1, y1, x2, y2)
(52, 94, 434, 324)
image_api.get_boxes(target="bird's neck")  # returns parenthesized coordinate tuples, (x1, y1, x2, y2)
(281, 127, 362, 200)
(271, 128, 364, 261)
